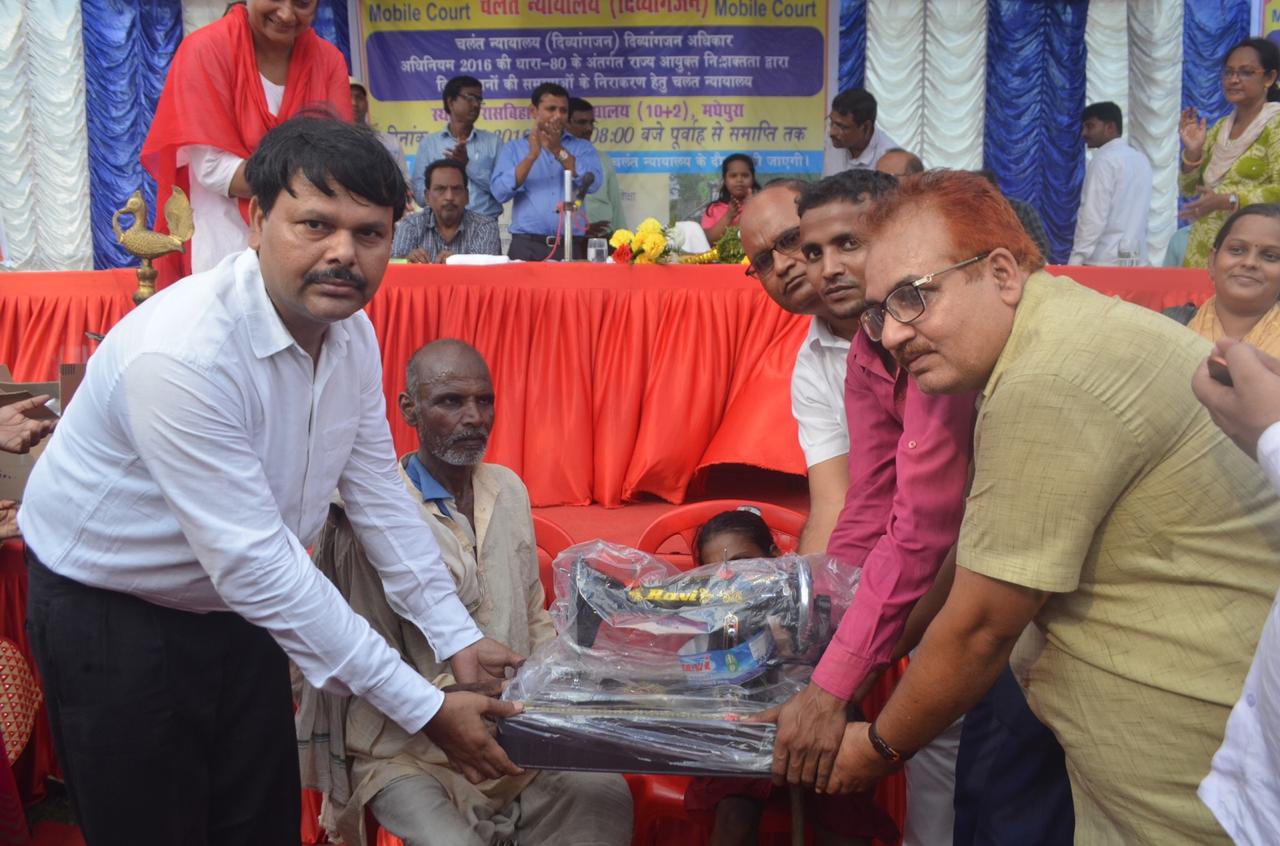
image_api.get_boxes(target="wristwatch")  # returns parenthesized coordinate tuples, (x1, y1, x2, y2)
(867, 721, 910, 763)
(556, 148, 570, 163)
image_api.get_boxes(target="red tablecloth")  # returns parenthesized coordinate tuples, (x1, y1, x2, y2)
(0, 541, 57, 804)
(0, 264, 1213, 507)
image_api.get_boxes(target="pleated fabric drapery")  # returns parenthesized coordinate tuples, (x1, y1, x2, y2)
(865, 0, 986, 171)
(984, 0, 1089, 264)
(1126, 1, 1182, 266)
(1182, 0, 1250, 125)
(0, 1, 92, 272)
(838, 0, 866, 91)
(82, 1, 184, 271)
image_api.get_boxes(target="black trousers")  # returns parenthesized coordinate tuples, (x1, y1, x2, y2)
(952, 667, 1075, 846)
(507, 233, 587, 261)
(25, 548, 300, 846)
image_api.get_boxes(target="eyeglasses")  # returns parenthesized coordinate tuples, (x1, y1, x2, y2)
(745, 226, 803, 279)
(456, 92, 484, 105)
(860, 253, 990, 342)
(1221, 67, 1263, 82)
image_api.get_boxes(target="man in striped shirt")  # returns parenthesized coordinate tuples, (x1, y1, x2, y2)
(392, 159, 501, 263)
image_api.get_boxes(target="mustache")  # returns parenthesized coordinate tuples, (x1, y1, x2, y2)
(304, 266, 367, 289)
(445, 425, 489, 446)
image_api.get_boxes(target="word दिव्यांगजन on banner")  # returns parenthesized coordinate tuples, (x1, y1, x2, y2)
(352, 0, 834, 223)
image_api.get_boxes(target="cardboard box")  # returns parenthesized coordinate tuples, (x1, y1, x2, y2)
(0, 364, 85, 502)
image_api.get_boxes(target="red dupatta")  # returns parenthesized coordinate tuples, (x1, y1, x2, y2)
(140, 4, 352, 285)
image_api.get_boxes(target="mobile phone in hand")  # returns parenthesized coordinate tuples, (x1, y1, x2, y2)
(1209, 355, 1233, 386)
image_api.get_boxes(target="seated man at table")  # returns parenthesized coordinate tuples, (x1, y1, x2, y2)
(299, 340, 633, 846)
(0, 395, 57, 539)
(392, 159, 501, 263)
(491, 83, 602, 261)
(740, 179, 857, 553)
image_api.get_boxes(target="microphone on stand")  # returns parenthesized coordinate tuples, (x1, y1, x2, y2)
(574, 172, 596, 207)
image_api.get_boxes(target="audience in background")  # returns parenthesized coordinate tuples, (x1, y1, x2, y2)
(567, 97, 626, 238)
(1180, 37, 1280, 267)
(823, 88, 898, 176)
(875, 149, 923, 177)
(1070, 101, 1153, 265)
(392, 159, 501, 264)
(492, 83, 602, 261)
(702, 154, 761, 244)
(1187, 204, 1280, 356)
(412, 75, 503, 220)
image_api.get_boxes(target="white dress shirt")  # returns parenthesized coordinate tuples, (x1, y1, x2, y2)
(822, 126, 899, 176)
(18, 249, 482, 735)
(790, 317, 851, 467)
(1068, 137, 1153, 265)
(1199, 421, 1280, 843)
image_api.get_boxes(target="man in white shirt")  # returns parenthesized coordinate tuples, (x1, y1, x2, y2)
(1192, 337, 1280, 844)
(740, 180, 858, 554)
(19, 115, 524, 844)
(822, 89, 898, 177)
(1069, 102, 1153, 265)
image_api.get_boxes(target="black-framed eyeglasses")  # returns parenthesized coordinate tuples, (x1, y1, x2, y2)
(745, 226, 803, 279)
(456, 91, 484, 105)
(860, 253, 990, 342)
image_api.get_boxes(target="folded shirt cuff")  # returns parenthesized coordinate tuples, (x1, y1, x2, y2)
(364, 660, 444, 735)
(811, 642, 884, 702)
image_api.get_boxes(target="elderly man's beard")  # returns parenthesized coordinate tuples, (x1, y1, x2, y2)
(427, 425, 490, 466)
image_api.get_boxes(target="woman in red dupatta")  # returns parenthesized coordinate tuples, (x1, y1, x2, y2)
(141, 1, 351, 285)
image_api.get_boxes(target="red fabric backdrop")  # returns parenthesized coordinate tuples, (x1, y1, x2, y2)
(0, 264, 1213, 507)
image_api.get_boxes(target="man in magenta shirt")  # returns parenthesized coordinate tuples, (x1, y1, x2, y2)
(763, 172, 977, 821)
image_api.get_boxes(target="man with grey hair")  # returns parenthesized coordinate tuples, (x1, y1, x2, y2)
(300, 339, 633, 846)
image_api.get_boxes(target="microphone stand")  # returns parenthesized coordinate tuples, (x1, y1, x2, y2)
(562, 169, 574, 262)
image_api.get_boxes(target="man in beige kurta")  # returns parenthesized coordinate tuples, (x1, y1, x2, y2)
(298, 340, 632, 845)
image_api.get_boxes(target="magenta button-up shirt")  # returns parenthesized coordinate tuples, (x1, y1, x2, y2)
(811, 330, 977, 701)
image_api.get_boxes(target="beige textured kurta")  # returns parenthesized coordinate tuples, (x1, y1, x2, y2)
(300, 458, 555, 845)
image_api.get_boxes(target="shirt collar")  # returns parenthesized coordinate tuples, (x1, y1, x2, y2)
(235, 250, 352, 362)
(423, 207, 470, 233)
(405, 453, 454, 516)
(806, 316, 852, 352)
(981, 269, 1055, 402)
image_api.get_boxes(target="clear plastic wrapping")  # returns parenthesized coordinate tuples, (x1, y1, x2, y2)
(498, 540, 861, 775)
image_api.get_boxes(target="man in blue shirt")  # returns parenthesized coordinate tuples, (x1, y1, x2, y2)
(491, 83, 602, 261)
(412, 75, 502, 219)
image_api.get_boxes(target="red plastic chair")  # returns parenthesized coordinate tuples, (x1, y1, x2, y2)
(532, 514, 575, 609)
(635, 500, 807, 570)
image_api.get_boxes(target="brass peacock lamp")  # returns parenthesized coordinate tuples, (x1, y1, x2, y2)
(112, 187, 193, 304)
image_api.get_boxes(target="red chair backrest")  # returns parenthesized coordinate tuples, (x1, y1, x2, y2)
(531, 514, 575, 609)
(635, 500, 806, 569)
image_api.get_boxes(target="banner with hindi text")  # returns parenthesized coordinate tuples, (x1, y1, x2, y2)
(351, 0, 835, 226)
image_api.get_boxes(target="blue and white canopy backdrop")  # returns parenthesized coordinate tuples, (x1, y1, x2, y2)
(0, 0, 1252, 270)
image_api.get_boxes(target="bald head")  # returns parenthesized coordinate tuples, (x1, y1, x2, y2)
(876, 149, 923, 177)
(740, 183, 823, 315)
(405, 339, 490, 397)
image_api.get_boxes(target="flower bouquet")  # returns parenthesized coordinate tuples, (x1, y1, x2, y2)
(608, 218, 674, 264)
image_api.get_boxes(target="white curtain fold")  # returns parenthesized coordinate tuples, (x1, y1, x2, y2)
(866, 0, 985, 171)
(1085, 0, 1129, 117)
(0, 0, 92, 271)
(1128, 0, 1183, 265)
(182, 0, 226, 36)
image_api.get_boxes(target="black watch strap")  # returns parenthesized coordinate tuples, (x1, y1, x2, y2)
(868, 720, 909, 763)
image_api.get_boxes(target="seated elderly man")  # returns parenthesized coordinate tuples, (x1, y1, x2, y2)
(829, 169, 1280, 844)
(392, 159, 501, 263)
(299, 339, 632, 846)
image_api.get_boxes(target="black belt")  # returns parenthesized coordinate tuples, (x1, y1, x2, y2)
(512, 233, 583, 245)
